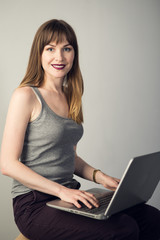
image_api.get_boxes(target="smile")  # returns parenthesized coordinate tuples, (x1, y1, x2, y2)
(51, 64, 65, 70)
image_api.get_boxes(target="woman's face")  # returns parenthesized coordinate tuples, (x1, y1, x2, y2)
(41, 37, 75, 81)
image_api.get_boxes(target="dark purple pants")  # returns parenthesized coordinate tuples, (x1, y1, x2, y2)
(13, 190, 160, 240)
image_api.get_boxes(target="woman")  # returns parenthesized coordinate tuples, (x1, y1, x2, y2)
(0, 19, 160, 240)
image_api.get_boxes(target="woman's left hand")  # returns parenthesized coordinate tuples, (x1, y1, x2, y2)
(95, 171, 120, 191)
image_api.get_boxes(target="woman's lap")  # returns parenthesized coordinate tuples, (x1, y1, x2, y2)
(13, 191, 160, 240)
(28, 205, 140, 240)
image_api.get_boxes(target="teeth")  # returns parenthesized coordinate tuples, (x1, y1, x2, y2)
(52, 64, 65, 69)
(52, 65, 64, 66)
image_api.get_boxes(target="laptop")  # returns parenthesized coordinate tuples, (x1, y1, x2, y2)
(47, 151, 160, 220)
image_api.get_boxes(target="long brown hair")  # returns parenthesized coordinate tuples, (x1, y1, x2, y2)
(20, 19, 83, 124)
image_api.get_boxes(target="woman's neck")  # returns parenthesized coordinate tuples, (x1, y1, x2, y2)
(41, 76, 64, 94)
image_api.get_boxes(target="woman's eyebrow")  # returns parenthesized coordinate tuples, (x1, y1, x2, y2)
(63, 43, 72, 47)
(47, 43, 71, 47)
(47, 44, 56, 47)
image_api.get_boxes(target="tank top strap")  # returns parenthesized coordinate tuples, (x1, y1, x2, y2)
(31, 87, 46, 106)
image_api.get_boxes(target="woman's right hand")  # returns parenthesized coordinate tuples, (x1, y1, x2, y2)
(59, 187, 99, 209)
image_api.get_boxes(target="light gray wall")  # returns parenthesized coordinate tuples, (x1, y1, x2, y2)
(0, 0, 160, 239)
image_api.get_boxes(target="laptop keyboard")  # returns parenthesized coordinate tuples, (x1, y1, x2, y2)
(79, 192, 114, 214)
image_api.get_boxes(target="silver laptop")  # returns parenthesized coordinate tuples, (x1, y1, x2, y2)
(47, 151, 160, 220)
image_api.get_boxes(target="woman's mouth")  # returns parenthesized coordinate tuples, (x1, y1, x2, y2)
(51, 64, 65, 70)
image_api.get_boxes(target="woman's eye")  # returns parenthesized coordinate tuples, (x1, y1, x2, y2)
(64, 47, 71, 52)
(47, 48, 54, 52)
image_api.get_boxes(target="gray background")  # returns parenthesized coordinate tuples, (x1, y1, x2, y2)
(0, 0, 160, 239)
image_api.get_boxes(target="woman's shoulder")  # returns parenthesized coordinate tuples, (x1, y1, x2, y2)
(4, 87, 37, 127)
(10, 86, 37, 113)
(13, 86, 33, 95)
(12, 86, 36, 103)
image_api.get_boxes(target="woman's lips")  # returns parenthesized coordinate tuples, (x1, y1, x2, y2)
(51, 64, 65, 70)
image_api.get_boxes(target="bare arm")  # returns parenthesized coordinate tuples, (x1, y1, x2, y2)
(0, 87, 65, 197)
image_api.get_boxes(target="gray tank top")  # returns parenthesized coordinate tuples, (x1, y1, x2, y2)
(11, 87, 83, 198)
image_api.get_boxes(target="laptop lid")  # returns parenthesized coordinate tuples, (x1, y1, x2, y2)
(105, 151, 160, 217)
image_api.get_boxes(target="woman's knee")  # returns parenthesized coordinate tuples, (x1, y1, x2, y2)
(115, 214, 139, 240)
(139, 204, 160, 239)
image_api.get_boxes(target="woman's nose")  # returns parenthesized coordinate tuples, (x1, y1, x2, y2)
(54, 49, 63, 61)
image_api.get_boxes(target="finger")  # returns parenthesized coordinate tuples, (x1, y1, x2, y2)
(110, 185, 119, 191)
(79, 192, 99, 208)
(114, 178, 120, 183)
(84, 193, 99, 207)
(104, 184, 117, 191)
(71, 192, 93, 209)
(83, 192, 99, 203)
(78, 196, 93, 209)
(111, 178, 120, 187)
(73, 199, 82, 209)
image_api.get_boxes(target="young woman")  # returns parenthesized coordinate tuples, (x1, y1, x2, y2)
(0, 19, 160, 240)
